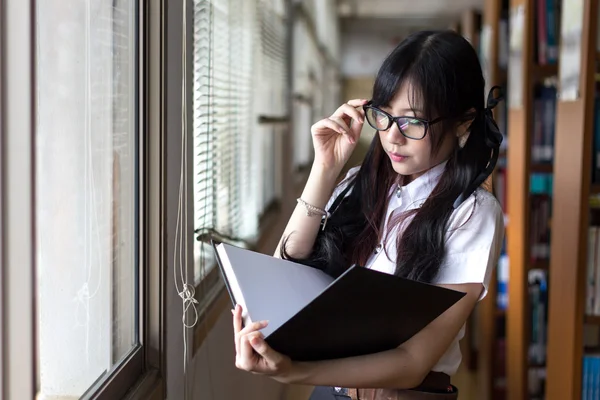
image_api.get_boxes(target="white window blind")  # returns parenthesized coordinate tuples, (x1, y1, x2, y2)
(254, 0, 288, 212)
(291, 1, 340, 171)
(193, 0, 288, 283)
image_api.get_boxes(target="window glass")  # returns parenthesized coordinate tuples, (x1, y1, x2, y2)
(35, 1, 139, 397)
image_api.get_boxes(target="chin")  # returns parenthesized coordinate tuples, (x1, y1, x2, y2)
(389, 159, 428, 180)
(390, 162, 414, 176)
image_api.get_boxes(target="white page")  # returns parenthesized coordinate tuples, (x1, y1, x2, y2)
(216, 243, 334, 337)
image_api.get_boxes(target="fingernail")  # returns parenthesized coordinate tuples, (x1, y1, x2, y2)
(261, 320, 269, 325)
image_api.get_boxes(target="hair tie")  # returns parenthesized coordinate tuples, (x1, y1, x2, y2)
(482, 86, 504, 149)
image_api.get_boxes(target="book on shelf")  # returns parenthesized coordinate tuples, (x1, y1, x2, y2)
(530, 174, 553, 265)
(532, 83, 556, 164)
(582, 353, 600, 399)
(584, 206, 600, 316)
(212, 240, 466, 361)
(528, 268, 548, 366)
(534, 0, 561, 66)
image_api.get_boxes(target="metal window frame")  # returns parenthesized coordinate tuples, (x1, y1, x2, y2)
(1, 0, 37, 399)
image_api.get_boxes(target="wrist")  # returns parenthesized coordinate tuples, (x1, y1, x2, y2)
(310, 160, 342, 183)
(276, 361, 312, 385)
(298, 165, 340, 209)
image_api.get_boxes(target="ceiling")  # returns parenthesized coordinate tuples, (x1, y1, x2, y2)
(337, 0, 484, 34)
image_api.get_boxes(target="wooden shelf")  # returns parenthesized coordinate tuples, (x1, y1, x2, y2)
(545, 1, 599, 399)
(584, 315, 600, 325)
(530, 260, 549, 270)
(531, 163, 553, 173)
(532, 63, 558, 81)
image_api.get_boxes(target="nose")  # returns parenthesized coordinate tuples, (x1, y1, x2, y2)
(384, 122, 407, 145)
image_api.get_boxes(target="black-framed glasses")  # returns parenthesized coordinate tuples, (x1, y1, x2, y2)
(363, 101, 445, 140)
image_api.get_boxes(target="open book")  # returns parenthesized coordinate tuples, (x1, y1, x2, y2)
(213, 241, 465, 362)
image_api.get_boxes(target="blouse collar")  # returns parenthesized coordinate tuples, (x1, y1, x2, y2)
(392, 160, 448, 209)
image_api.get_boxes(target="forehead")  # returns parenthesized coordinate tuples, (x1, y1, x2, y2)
(384, 81, 422, 114)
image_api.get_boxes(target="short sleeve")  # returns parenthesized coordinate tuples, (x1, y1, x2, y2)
(324, 166, 360, 212)
(436, 189, 505, 301)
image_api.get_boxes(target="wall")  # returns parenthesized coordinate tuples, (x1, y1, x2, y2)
(340, 29, 400, 78)
(191, 309, 286, 400)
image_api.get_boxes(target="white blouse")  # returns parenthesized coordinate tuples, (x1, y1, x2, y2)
(325, 161, 505, 376)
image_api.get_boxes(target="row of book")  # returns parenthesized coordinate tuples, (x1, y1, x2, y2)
(529, 268, 548, 366)
(585, 202, 600, 316)
(532, 83, 556, 164)
(582, 354, 600, 400)
(530, 174, 553, 264)
(533, 0, 560, 66)
(592, 80, 600, 184)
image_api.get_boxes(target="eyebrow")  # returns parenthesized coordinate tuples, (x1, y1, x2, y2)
(382, 106, 421, 115)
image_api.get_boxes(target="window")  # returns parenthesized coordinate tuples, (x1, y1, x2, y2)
(291, 1, 340, 172)
(35, 1, 140, 398)
(193, 0, 288, 285)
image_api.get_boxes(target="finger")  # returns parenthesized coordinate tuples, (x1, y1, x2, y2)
(233, 304, 243, 354)
(250, 333, 283, 366)
(332, 113, 362, 143)
(314, 119, 356, 145)
(239, 333, 256, 370)
(332, 104, 365, 125)
(346, 98, 369, 107)
(329, 116, 351, 133)
(238, 319, 269, 336)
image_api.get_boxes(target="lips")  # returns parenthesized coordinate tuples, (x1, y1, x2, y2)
(388, 151, 408, 162)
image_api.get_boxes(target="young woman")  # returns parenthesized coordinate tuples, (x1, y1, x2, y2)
(231, 29, 505, 399)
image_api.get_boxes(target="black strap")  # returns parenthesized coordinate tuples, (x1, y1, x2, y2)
(452, 86, 504, 209)
(326, 181, 354, 216)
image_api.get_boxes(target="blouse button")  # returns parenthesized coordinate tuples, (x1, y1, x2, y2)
(374, 243, 383, 254)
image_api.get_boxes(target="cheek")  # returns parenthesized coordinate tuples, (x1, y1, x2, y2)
(411, 138, 432, 159)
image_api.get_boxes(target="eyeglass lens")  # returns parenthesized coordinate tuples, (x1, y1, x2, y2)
(364, 108, 426, 139)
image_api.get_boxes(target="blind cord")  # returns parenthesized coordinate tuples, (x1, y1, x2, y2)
(175, 0, 199, 398)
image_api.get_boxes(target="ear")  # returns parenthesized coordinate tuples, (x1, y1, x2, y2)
(456, 108, 476, 148)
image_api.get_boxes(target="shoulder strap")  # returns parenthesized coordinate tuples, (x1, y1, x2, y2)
(326, 181, 354, 216)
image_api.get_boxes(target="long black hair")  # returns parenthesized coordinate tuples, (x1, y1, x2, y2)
(281, 30, 497, 283)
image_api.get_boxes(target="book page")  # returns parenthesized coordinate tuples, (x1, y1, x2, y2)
(216, 244, 251, 327)
(217, 243, 334, 337)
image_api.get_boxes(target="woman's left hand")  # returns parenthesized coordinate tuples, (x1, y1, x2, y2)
(233, 304, 293, 381)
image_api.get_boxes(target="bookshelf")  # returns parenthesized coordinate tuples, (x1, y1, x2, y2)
(457, 8, 485, 374)
(478, 0, 509, 398)
(545, 0, 600, 399)
(504, 0, 562, 399)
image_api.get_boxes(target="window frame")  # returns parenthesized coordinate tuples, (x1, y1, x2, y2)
(1, 1, 37, 399)
(1, 0, 167, 399)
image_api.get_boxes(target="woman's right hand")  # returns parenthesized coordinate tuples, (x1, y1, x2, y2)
(311, 99, 368, 174)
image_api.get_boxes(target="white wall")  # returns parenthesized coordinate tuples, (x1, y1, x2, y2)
(340, 30, 399, 78)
